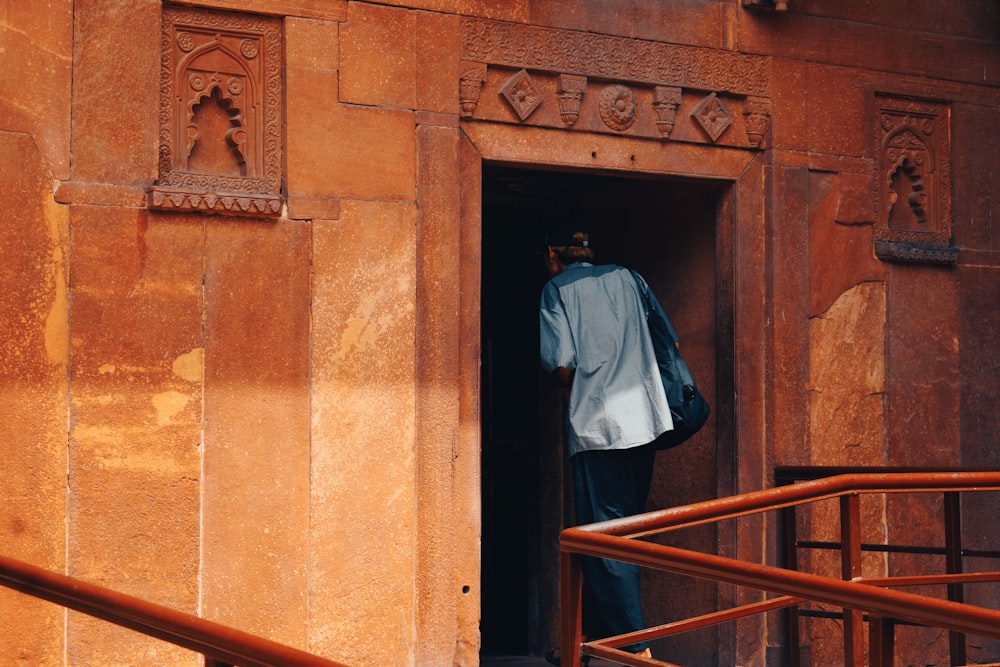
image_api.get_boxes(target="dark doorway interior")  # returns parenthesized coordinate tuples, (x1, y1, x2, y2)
(480, 164, 726, 661)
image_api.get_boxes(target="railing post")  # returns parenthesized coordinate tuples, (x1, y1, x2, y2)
(840, 493, 864, 666)
(560, 547, 585, 667)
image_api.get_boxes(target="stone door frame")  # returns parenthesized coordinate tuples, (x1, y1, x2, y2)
(449, 121, 770, 664)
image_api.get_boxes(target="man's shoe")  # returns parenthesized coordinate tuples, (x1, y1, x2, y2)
(544, 647, 590, 666)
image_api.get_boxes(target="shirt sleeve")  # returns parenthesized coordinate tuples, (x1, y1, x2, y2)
(539, 282, 576, 373)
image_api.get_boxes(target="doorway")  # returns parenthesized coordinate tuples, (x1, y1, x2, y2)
(480, 163, 728, 661)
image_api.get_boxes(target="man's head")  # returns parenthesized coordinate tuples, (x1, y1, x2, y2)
(544, 223, 594, 274)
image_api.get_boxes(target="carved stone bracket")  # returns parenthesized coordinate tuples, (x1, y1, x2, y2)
(743, 96, 771, 148)
(148, 6, 283, 218)
(652, 86, 682, 139)
(873, 94, 955, 264)
(459, 61, 487, 118)
(556, 74, 587, 127)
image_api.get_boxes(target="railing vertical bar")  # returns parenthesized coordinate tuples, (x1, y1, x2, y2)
(840, 493, 864, 666)
(944, 491, 967, 667)
(869, 615, 894, 667)
(560, 549, 585, 667)
(780, 503, 801, 667)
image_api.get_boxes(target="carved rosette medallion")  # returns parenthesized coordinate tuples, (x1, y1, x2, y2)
(149, 6, 283, 217)
(873, 94, 955, 264)
(556, 74, 588, 127)
(598, 84, 637, 131)
(500, 69, 543, 121)
(692, 93, 732, 142)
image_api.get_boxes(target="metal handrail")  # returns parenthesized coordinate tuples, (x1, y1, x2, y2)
(559, 471, 1000, 667)
(0, 553, 349, 667)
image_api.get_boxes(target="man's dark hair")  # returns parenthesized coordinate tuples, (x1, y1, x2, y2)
(550, 230, 594, 264)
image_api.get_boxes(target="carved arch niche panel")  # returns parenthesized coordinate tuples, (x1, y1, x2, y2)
(874, 94, 955, 264)
(149, 6, 282, 217)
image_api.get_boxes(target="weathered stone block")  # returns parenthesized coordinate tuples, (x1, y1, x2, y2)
(365, 0, 528, 20)
(286, 16, 339, 70)
(416, 11, 461, 115)
(805, 64, 866, 158)
(808, 171, 885, 317)
(809, 282, 886, 467)
(0, 2, 73, 179)
(310, 200, 417, 667)
(179, 0, 347, 21)
(769, 59, 809, 152)
(886, 264, 960, 467)
(72, 0, 160, 185)
(532, 0, 725, 47)
(201, 219, 311, 646)
(737, 9, 1000, 88)
(67, 206, 204, 665)
(286, 66, 416, 201)
(0, 132, 69, 667)
(340, 3, 416, 109)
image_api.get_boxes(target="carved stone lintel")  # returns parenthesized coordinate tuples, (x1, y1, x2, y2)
(692, 92, 732, 142)
(500, 69, 543, 121)
(459, 61, 487, 118)
(743, 96, 771, 148)
(556, 74, 587, 127)
(149, 6, 282, 218)
(652, 86, 682, 139)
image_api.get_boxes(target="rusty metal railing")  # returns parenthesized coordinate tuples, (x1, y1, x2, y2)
(559, 471, 1000, 667)
(776, 466, 1000, 666)
(0, 553, 349, 667)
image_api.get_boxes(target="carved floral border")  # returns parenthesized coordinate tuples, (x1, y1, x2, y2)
(461, 18, 770, 96)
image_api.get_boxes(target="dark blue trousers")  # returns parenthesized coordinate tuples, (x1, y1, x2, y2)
(571, 443, 656, 652)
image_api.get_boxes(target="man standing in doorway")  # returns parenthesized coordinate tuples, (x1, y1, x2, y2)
(539, 224, 672, 664)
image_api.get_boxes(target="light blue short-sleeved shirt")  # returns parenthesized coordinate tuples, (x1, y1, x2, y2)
(539, 262, 673, 457)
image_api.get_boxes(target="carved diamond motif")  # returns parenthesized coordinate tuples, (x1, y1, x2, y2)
(692, 93, 732, 142)
(500, 69, 543, 121)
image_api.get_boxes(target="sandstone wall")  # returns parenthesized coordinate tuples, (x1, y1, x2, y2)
(1, 1, 997, 666)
